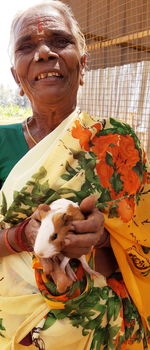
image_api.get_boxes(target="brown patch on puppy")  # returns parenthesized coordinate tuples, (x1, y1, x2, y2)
(50, 205, 85, 252)
(50, 257, 73, 293)
(67, 204, 85, 221)
(32, 203, 50, 222)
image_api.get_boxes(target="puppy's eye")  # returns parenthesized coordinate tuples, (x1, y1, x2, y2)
(36, 219, 41, 223)
(51, 233, 58, 241)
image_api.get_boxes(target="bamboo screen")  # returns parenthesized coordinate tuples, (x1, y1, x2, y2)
(63, 0, 150, 159)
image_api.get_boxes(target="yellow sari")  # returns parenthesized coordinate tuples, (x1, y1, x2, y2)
(0, 110, 150, 350)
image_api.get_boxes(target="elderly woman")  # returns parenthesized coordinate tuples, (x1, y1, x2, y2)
(0, 1, 150, 350)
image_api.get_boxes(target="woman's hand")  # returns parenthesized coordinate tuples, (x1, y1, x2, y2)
(24, 203, 50, 247)
(24, 217, 40, 248)
(24, 205, 54, 274)
(62, 195, 106, 258)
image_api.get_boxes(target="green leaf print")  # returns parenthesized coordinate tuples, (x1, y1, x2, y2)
(99, 188, 111, 202)
(85, 167, 96, 183)
(66, 161, 77, 176)
(106, 152, 114, 167)
(32, 166, 47, 181)
(110, 171, 123, 193)
(99, 286, 109, 300)
(142, 269, 150, 277)
(147, 316, 150, 327)
(110, 118, 141, 152)
(110, 118, 128, 129)
(107, 324, 120, 349)
(3, 166, 61, 224)
(107, 297, 121, 322)
(0, 318, 5, 330)
(0, 318, 6, 338)
(96, 127, 127, 136)
(109, 203, 119, 218)
(1, 192, 7, 216)
(61, 173, 74, 181)
(43, 313, 56, 330)
(133, 161, 144, 180)
(90, 327, 105, 350)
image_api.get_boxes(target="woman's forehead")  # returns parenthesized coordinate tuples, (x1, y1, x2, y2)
(14, 6, 73, 40)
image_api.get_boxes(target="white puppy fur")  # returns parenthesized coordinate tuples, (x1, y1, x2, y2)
(34, 198, 100, 280)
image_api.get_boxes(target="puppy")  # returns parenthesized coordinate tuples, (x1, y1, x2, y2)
(34, 198, 99, 291)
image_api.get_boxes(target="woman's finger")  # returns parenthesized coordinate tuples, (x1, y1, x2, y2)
(72, 208, 104, 233)
(64, 232, 100, 248)
(62, 244, 90, 258)
(79, 195, 97, 213)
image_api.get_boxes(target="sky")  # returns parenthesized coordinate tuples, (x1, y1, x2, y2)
(0, 0, 44, 89)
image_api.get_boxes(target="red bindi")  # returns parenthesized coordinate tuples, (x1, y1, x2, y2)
(37, 17, 43, 34)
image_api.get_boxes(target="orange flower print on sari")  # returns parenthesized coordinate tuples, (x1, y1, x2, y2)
(120, 167, 141, 195)
(115, 134, 140, 168)
(143, 170, 150, 184)
(117, 198, 134, 222)
(96, 157, 114, 189)
(92, 122, 102, 133)
(107, 277, 129, 298)
(71, 120, 92, 151)
(91, 133, 119, 159)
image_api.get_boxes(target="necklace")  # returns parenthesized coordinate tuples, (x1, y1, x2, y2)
(25, 118, 37, 145)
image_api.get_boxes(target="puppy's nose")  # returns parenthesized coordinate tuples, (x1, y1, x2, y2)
(34, 251, 44, 257)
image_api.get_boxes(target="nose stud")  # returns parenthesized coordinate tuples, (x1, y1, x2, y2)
(34, 52, 40, 62)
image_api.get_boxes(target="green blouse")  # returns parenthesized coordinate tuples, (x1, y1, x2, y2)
(0, 123, 29, 188)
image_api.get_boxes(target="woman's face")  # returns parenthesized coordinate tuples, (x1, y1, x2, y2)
(12, 6, 85, 107)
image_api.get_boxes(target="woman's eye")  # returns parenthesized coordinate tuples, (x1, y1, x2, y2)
(17, 44, 33, 52)
(57, 38, 69, 46)
(50, 37, 71, 48)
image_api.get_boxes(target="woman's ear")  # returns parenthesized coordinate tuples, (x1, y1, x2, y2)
(80, 54, 86, 86)
(11, 66, 24, 96)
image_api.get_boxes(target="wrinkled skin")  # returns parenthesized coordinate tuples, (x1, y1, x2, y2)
(24, 195, 105, 275)
(11, 4, 86, 135)
(10, 6, 110, 277)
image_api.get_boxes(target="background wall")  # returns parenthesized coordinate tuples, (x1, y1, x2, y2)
(63, 0, 150, 158)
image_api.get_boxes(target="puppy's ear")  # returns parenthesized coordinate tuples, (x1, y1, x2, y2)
(38, 204, 51, 220)
(32, 204, 50, 221)
(38, 204, 50, 211)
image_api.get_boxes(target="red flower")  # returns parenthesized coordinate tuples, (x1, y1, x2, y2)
(71, 120, 92, 151)
(96, 158, 114, 189)
(107, 278, 129, 298)
(116, 135, 140, 168)
(117, 198, 134, 223)
(91, 134, 119, 159)
(120, 167, 141, 195)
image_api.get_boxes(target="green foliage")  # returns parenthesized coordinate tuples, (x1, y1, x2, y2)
(0, 104, 31, 120)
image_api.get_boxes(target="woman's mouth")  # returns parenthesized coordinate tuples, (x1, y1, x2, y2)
(36, 72, 63, 81)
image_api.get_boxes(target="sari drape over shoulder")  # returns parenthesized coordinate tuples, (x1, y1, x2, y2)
(0, 110, 150, 350)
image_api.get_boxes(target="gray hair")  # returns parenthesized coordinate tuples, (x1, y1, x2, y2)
(9, 0, 87, 64)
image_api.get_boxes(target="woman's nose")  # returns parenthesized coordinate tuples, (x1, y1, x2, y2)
(34, 44, 58, 62)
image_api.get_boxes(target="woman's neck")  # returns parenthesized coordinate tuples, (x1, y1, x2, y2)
(23, 103, 77, 148)
(32, 103, 76, 133)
